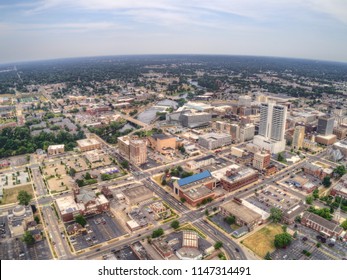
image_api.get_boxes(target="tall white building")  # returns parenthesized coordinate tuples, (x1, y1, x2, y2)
(253, 102, 287, 153)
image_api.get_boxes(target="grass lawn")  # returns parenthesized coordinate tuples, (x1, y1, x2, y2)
(0, 184, 34, 205)
(242, 224, 283, 258)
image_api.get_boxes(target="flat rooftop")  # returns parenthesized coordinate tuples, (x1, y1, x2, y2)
(77, 138, 100, 147)
(152, 134, 175, 140)
(221, 201, 261, 223)
(223, 167, 257, 183)
(183, 185, 213, 200)
(177, 170, 213, 190)
(56, 196, 79, 215)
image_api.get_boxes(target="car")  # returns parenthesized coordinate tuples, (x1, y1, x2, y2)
(96, 248, 101, 252)
(235, 248, 239, 252)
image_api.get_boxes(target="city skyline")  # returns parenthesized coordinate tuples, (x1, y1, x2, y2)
(1, 0, 347, 64)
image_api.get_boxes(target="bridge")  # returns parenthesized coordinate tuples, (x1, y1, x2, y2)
(120, 114, 149, 128)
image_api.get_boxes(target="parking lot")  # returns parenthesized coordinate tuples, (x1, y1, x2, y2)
(271, 234, 336, 260)
(246, 185, 300, 213)
(69, 212, 126, 251)
(209, 214, 235, 234)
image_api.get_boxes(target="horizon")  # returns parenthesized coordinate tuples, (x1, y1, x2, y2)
(2, 53, 347, 67)
(1, 1, 347, 64)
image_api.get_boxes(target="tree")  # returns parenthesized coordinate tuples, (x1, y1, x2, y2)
(312, 189, 319, 200)
(205, 209, 209, 216)
(69, 168, 77, 177)
(341, 220, 347, 230)
(270, 207, 283, 223)
(322, 176, 332, 188)
(84, 172, 92, 180)
(333, 165, 346, 178)
(264, 252, 272, 260)
(180, 197, 186, 203)
(274, 232, 292, 248)
(224, 215, 235, 225)
(293, 231, 298, 238)
(152, 228, 164, 238)
(170, 220, 180, 229)
(277, 153, 285, 162)
(161, 179, 167, 186)
(75, 215, 87, 227)
(17, 190, 32, 206)
(306, 196, 314, 205)
(22, 231, 35, 245)
(214, 241, 223, 249)
(34, 216, 40, 224)
(120, 160, 129, 169)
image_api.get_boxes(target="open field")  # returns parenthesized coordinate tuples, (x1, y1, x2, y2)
(242, 224, 283, 258)
(0, 184, 34, 205)
(47, 176, 73, 192)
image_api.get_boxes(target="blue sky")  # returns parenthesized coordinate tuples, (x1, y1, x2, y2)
(0, 0, 347, 63)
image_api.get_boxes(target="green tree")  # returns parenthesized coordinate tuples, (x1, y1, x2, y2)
(22, 231, 35, 245)
(170, 220, 180, 229)
(17, 190, 32, 206)
(293, 231, 298, 238)
(277, 153, 286, 162)
(120, 160, 129, 169)
(84, 172, 92, 180)
(270, 207, 283, 223)
(180, 197, 186, 203)
(34, 216, 40, 224)
(152, 228, 164, 238)
(333, 165, 346, 178)
(264, 252, 272, 260)
(341, 220, 347, 230)
(75, 215, 87, 227)
(312, 189, 319, 200)
(274, 232, 292, 249)
(161, 179, 167, 186)
(306, 196, 314, 205)
(322, 176, 331, 188)
(69, 168, 77, 177)
(224, 215, 236, 225)
(214, 241, 223, 249)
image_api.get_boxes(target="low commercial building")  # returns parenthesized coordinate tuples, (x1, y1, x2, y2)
(176, 231, 202, 260)
(152, 239, 174, 259)
(303, 162, 333, 180)
(315, 134, 337, 146)
(7, 205, 34, 237)
(122, 185, 153, 205)
(56, 189, 110, 222)
(333, 126, 347, 140)
(181, 112, 212, 128)
(219, 200, 262, 231)
(186, 155, 215, 170)
(148, 134, 176, 154)
(282, 204, 307, 224)
(77, 138, 101, 152)
(231, 147, 244, 158)
(220, 167, 258, 192)
(47, 144, 65, 155)
(198, 132, 232, 150)
(173, 170, 217, 207)
(301, 212, 343, 238)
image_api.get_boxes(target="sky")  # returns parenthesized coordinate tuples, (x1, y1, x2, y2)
(0, 0, 347, 64)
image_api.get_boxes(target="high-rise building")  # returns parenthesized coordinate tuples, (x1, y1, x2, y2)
(292, 126, 305, 149)
(317, 116, 334, 136)
(253, 151, 271, 170)
(253, 102, 287, 153)
(238, 95, 252, 107)
(239, 124, 255, 142)
(129, 139, 147, 166)
(118, 136, 147, 165)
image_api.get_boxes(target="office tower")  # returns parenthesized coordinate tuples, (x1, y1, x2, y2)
(253, 102, 287, 153)
(129, 139, 147, 165)
(317, 116, 334, 136)
(292, 125, 305, 149)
